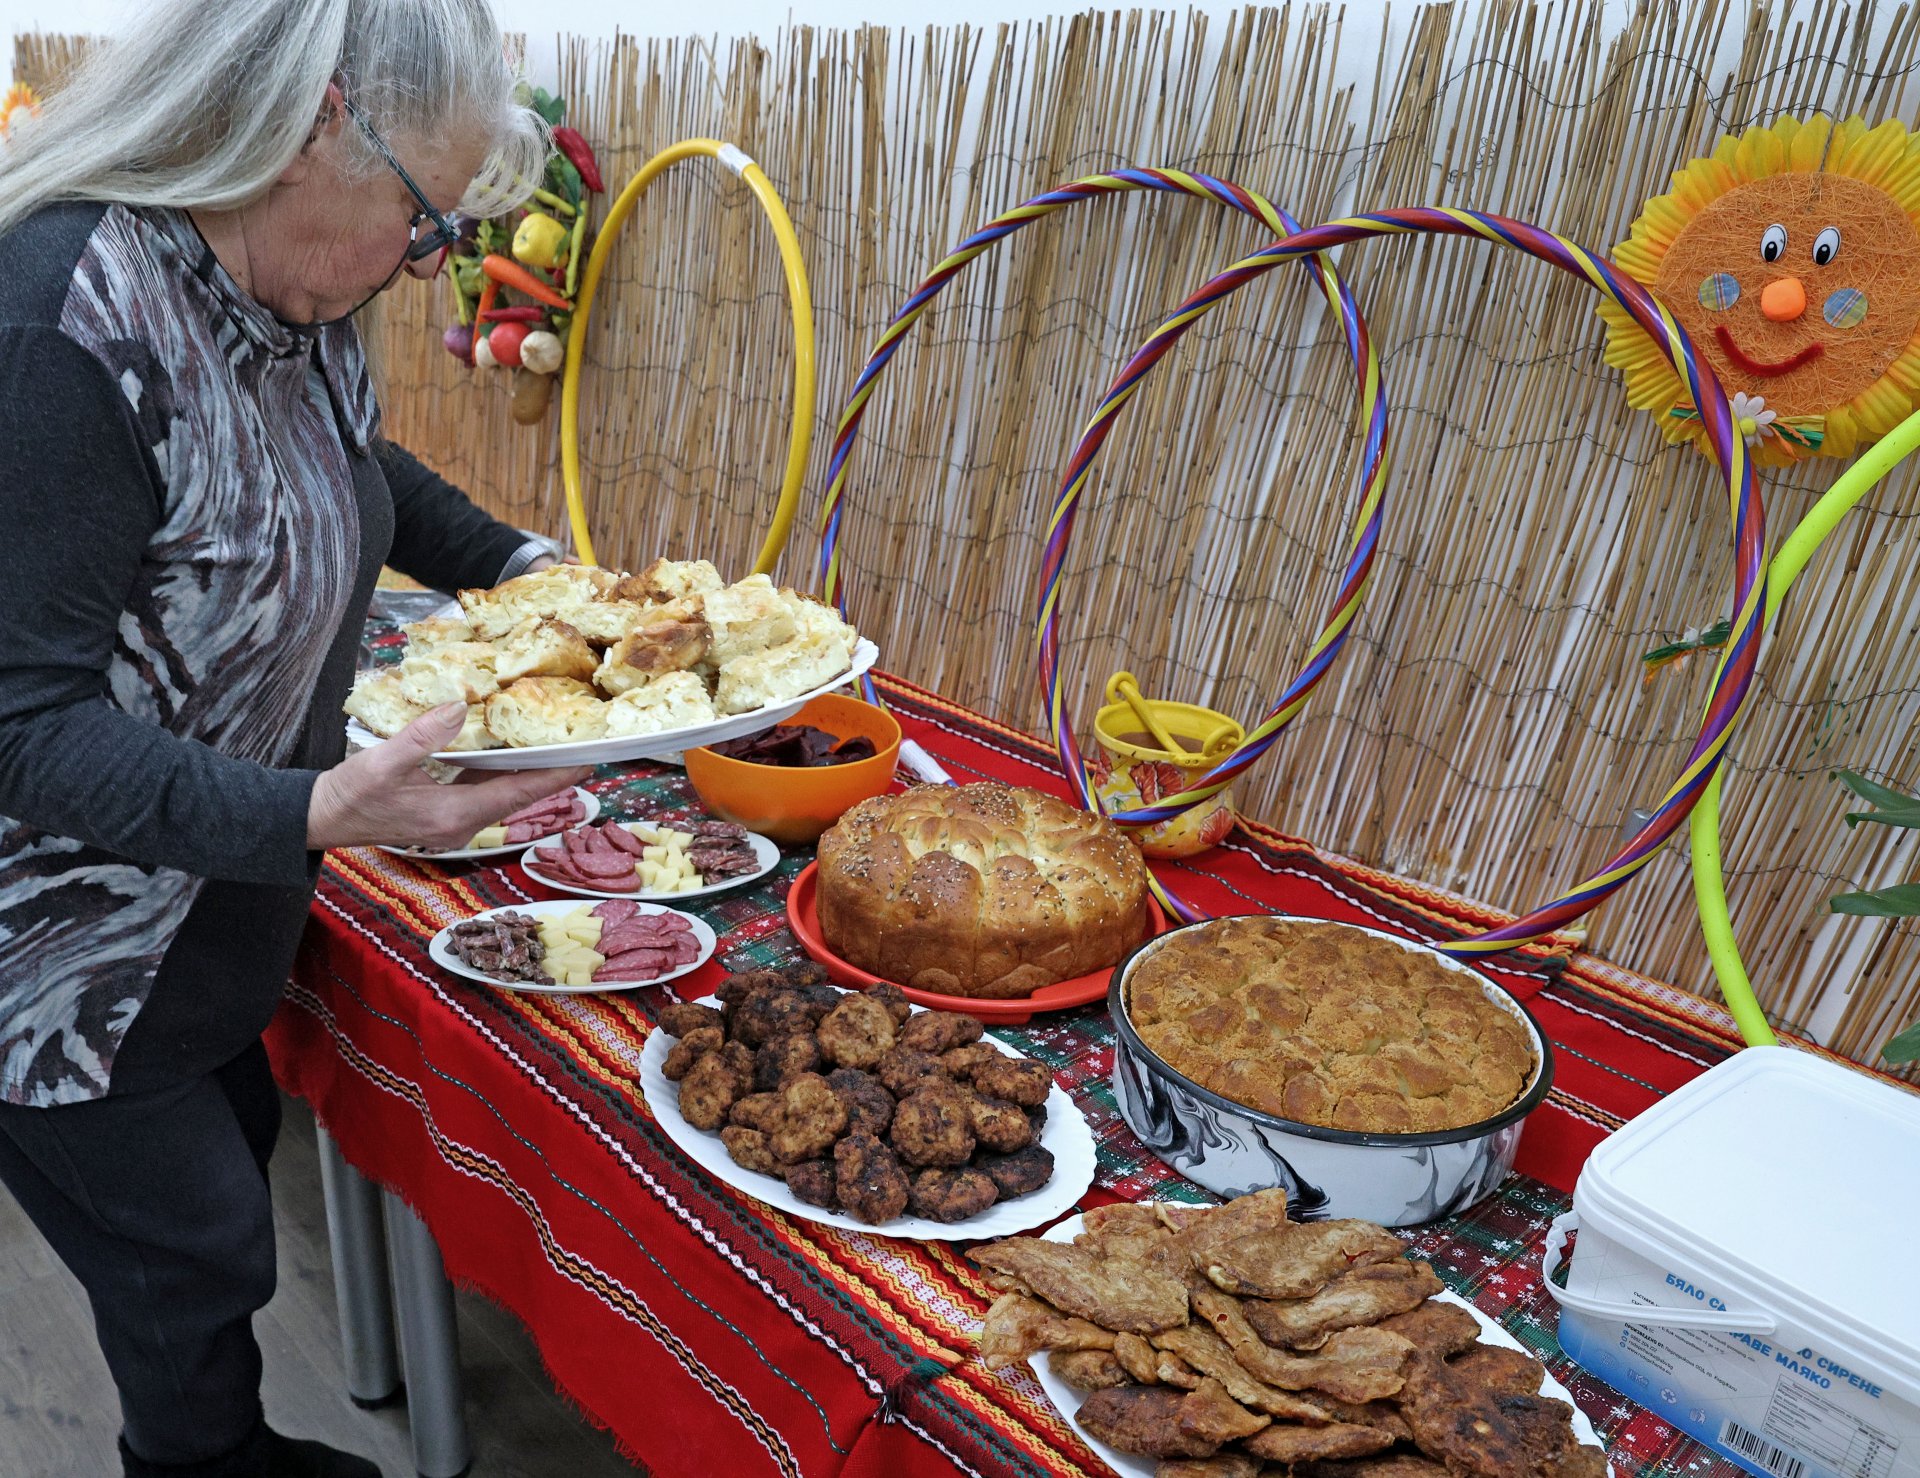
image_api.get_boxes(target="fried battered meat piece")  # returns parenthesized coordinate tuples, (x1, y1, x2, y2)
(1446, 1345, 1547, 1400)
(1297, 1455, 1453, 1478)
(977, 1291, 1117, 1369)
(1157, 1456, 1263, 1478)
(1112, 1332, 1161, 1384)
(784, 1160, 836, 1207)
(754, 1032, 823, 1091)
(657, 1002, 723, 1037)
(1049, 1350, 1132, 1391)
(719, 1126, 781, 1176)
(769, 1073, 848, 1163)
(728, 1091, 786, 1133)
(891, 1084, 977, 1167)
(1374, 1300, 1485, 1360)
(977, 1144, 1054, 1198)
(1190, 1287, 1413, 1402)
(815, 993, 898, 1069)
(898, 1011, 985, 1054)
(678, 1047, 750, 1129)
(1201, 1219, 1408, 1299)
(1076, 1203, 1193, 1286)
(1243, 1260, 1444, 1349)
(662, 1025, 722, 1081)
(876, 1047, 950, 1098)
(731, 989, 817, 1047)
(1399, 1354, 1599, 1478)
(1149, 1323, 1341, 1420)
(833, 1133, 911, 1224)
(824, 1067, 895, 1137)
(1175, 1377, 1271, 1444)
(972, 1238, 1189, 1333)
(970, 1055, 1052, 1107)
(908, 1167, 999, 1223)
(1240, 1422, 1397, 1462)
(969, 1095, 1036, 1153)
(1073, 1386, 1217, 1459)
(867, 980, 913, 1025)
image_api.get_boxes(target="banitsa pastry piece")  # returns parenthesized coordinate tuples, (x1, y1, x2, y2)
(393, 641, 500, 708)
(492, 617, 599, 684)
(482, 677, 610, 747)
(457, 564, 620, 639)
(603, 672, 717, 736)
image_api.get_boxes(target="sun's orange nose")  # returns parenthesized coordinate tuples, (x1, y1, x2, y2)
(1761, 276, 1807, 322)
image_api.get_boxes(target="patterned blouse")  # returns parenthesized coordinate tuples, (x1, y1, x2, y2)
(0, 203, 534, 1105)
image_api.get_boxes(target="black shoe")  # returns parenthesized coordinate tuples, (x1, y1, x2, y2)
(122, 1424, 381, 1477)
(262, 1428, 383, 1478)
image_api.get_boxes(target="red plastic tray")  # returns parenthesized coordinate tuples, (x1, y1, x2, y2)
(784, 861, 1167, 1023)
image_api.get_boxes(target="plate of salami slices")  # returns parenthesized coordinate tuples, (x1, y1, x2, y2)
(378, 787, 600, 862)
(520, 819, 779, 901)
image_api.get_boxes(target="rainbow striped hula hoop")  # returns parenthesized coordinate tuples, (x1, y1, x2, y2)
(1041, 205, 1767, 952)
(814, 168, 1390, 708)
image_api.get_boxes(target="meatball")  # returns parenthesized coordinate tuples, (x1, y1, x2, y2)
(899, 1012, 985, 1055)
(727, 1092, 786, 1133)
(782, 959, 830, 988)
(977, 1143, 1055, 1198)
(825, 1068, 895, 1138)
(793, 981, 845, 1022)
(907, 1167, 999, 1223)
(731, 989, 817, 1048)
(867, 981, 913, 1026)
(662, 1025, 722, 1081)
(678, 1049, 748, 1130)
(753, 1032, 822, 1092)
(890, 1083, 976, 1168)
(716, 1041, 756, 1087)
(715, 968, 789, 1007)
(657, 1002, 724, 1038)
(815, 994, 898, 1070)
(968, 1095, 1035, 1153)
(769, 1073, 849, 1164)
(784, 1160, 836, 1208)
(833, 1134, 912, 1224)
(719, 1126, 781, 1177)
(940, 1043, 1003, 1082)
(971, 1055, 1052, 1108)
(876, 1048, 949, 1099)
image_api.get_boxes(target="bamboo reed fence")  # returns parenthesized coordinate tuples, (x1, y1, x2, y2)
(17, 4, 1920, 1074)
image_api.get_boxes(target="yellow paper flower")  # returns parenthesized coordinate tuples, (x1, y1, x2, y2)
(0, 83, 40, 138)
(1598, 115, 1920, 466)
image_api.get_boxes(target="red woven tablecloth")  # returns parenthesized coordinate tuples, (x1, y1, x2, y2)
(268, 669, 1845, 1478)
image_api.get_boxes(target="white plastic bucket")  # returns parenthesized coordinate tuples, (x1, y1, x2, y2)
(1544, 1048, 1919, 1478)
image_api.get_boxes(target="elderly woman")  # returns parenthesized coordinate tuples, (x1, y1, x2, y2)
(0, 3, 588, 1474)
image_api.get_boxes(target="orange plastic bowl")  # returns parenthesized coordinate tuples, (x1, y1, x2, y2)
(683, 693, 902, 845)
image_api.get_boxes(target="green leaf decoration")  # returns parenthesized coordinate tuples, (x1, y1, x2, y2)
(550, 155, 583, 206)
(532, 87, 566, 126)
(1830, 882, 1920, 917)
(1834, 769, 1920, 811)
(1884, 1021, 1920, 1063)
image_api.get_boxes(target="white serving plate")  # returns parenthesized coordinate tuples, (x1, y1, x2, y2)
(1026, 1213, 1614, 1478)
(521, 825, 779, 901)
(375, 787, 601, 862)
(345, 639, 879, 770)
(638, 994, 1096, 1241)
(428, 899, 716, 995)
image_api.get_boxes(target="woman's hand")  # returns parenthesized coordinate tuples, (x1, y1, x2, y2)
(308, 703, 592, 851)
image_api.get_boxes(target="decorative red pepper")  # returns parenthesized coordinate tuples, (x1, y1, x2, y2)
(551, 127, 604, 193)
(478, 305, 547, 324)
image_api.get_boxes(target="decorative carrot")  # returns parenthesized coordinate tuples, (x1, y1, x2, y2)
(551, 127, 604, 193)
(480, 253, 571, 310)
(469, 279, 498, 364)
(479, 305, 547, 324)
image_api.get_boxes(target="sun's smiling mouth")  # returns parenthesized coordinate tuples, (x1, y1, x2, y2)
(1714, 325, 1825, 377)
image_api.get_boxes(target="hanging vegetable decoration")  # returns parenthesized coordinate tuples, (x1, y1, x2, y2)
(443, 85, 604, 426)
(1598, 114, 1920, 467)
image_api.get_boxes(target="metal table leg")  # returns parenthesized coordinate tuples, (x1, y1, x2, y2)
(315, 1126, 402, 1407)
(383, 1190, 472, 1478)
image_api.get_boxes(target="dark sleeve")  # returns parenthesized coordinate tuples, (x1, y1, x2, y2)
(0, 328, 317, 887)
(375, 440, 541, 595)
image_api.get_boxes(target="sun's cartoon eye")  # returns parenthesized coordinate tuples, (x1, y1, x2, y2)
(1698, 273, 1741, 311)
(1813, 226, 1842, 266)
(1823, 287, 1868, 327)
(1761, 223, 1788, 262)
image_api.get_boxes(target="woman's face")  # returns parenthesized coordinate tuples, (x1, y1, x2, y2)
(259, 104, 490, 324)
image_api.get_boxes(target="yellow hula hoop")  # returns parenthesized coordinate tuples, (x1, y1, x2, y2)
(1691, 407, 1920, 1047)
(560, 139, 816, 575)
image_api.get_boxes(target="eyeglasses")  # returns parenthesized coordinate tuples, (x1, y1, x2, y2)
(341, 96, 458, 263)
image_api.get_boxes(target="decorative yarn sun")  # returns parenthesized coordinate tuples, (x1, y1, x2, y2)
(1599, 115, 1920, 466)
(0, 83, 38, 138)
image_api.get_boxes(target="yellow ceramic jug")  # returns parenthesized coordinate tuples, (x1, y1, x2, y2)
(1089, 671, 1242, 858)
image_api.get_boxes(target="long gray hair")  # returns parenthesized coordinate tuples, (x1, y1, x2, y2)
(0, 0, 548, 240)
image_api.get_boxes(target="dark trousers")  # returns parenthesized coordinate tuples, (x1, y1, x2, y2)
(0, 1041, 280, 1472)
